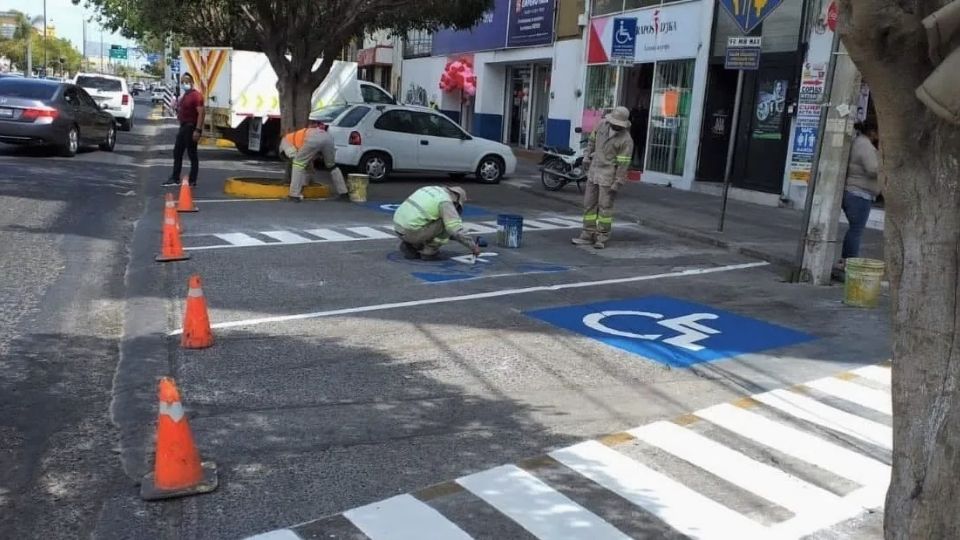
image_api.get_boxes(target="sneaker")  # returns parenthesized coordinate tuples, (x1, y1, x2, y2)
(287, 195, 303, 203)
(593, 241, 606, 250)
(398, 242, 420, 260)
(161, 178, 179, 187)
(571, 237, 593, 246)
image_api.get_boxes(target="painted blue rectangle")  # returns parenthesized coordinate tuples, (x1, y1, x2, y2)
(387, 251, 568, 283)
(610, 17, 637, 59)
(363, 201, 492, 218)
(473, 113, 503, 141)
(433, 0, 508, 54)
(546, 118, 571, 148)
(526, 296, 814, 367)
(792, 126, 818, 155)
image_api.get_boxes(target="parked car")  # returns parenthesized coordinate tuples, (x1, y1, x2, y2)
(0, 78, 116, 156)
(324, 104, 516, 184)
(73, 73, 134, 131)
(151, 85, 168, 104)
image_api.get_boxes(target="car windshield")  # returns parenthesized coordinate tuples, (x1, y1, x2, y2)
(0, 79, 58, 100)
(311, 104, 349, 123)
(76, 76, 122, 92)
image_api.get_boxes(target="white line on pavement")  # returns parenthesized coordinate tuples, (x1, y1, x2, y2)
(804, 377, 892, 415)
(343, 494, 472, 540)
(753, 389, 892, 450)
(214, 233, 265, 246)
(851, 364, 891, 386)
(167, 261, 769, 335)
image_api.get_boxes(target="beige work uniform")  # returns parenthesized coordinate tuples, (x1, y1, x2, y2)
(579, 120, 633, 243)
(280, 127, 347, 197)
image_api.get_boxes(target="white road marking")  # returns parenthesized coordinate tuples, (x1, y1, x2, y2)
(539, 217, 583, 227)
(522, 219, 563, 230)
(346, 226, 396, 239)
(245, 529, 301, 540)
(768, 483, 888, 539)
(753, 389, 892, 450)
(261, 231, 313, 244)
(214, 233, 265, 246)
(850, 364, 891, 386)
(343, 494, 471, 540)
(195, 198, 286, 203)
(629, 421, 841, 515)
(168, 262, 770, 334)
(695, 403, 890, 486)
(463, 222, 499, 234)
(550, 441, 767, 540)
(302, 228, 355, 242)
(456, 464, 630, 540)
(805, 377, 892, 415)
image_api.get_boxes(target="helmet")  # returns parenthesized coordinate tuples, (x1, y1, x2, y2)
(447, 186, 467, 203)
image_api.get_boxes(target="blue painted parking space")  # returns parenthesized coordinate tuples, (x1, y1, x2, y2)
(526, 296, 814, 367)
(363, 201, 493, 218)
(386, 251, 568, 283)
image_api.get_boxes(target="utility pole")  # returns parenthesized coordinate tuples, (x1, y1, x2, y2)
(42, 0, 47, 77)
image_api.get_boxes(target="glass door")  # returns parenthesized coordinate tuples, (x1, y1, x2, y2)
(531, 63, 551, 148)
(506, 66, 532, 147)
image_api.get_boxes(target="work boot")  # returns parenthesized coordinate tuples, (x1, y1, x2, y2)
(161, 178, 179, 187)
(287, 195, 303, 203)
(420, 250, 441, 261)
(593, 240, 606, 250)
(571, 234, 594, 246)
(398, 241, 420, 260)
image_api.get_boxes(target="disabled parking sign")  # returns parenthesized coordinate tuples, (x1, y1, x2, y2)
(526, 296, 814, 367)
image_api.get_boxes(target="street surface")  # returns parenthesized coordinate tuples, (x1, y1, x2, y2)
(0, 101, 889, 539)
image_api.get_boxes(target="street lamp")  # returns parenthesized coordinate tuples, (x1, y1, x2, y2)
(43, 0, 47, 77)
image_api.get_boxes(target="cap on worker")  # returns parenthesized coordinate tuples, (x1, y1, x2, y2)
(447, 186, 467, 203)
(605, 106, 631, 128)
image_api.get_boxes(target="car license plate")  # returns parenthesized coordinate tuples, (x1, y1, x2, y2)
(0, 108, 13, 118)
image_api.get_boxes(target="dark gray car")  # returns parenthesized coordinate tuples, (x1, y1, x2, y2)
(0, 78, 116, 157)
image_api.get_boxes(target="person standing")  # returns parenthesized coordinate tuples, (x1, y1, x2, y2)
(572, 107, 634, 249)
(840, 120, 880, 261)
(279, 110, 348, 201)
(163, 73, 204, 187)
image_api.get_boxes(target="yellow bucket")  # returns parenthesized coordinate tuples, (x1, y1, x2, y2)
(843, 258, 885, 308)
(347, 174, 369, 203)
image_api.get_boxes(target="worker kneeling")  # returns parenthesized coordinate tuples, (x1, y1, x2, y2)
(393, 186, 481, 260)
(279, 110, 349, 201)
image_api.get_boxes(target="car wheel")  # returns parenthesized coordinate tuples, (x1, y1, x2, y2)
(361, 152, 391, 183)
(476, 155, 504, 184)
(99, 124, 116, 152)
(123, 116, 133, 131)
(61, 126, 79, 157)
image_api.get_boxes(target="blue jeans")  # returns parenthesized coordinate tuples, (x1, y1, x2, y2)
(842, 191, 872, 259)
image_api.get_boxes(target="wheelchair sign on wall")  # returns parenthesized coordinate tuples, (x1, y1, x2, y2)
(526, 296, 814, 367)
(363, 201, 493, 218)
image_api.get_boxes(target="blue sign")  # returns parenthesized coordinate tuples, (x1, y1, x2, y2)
(610, 17, 637, 60)
(507, 0, 555, 48)
(526, 296, 814, 367)
(363, 201, 492, 218)
(388, 251, 567, 283)
(793, 126, 818, 155)
(433, 0, 509, 55)
(718, 0, 788, 34)
(147, 53, 161, 64)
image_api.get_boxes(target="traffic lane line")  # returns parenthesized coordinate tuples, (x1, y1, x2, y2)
(167, 261, 770, 335)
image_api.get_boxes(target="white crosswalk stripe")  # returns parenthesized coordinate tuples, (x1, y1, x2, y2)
(246, 365, 893, 540)
(261, 231, 313, 244)
(346, 226, 396, 239)
(214, 233, 265, 246)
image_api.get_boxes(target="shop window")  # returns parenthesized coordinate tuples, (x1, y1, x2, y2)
(403, 30, 432, 58)
(592, 0, 624, 16)
(583, 65, 618, 132)
(624, 0, 684, 10)
(646, 59, 694, 176)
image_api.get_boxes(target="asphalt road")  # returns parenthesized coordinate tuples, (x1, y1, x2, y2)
(1, 101, 890, 539)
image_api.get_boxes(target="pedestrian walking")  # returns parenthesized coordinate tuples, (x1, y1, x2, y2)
(393, 186, 480, 260)
(572, 107, 634, 249)
(163, 73, 203, 187)
(840, 120, 880, 262)
(279, 111, 348, 202)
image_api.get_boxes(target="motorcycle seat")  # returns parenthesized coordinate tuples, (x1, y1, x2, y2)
(544, 146, 576, 156)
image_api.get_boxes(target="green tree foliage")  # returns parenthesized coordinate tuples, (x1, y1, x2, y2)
(0, 30, 83, 76)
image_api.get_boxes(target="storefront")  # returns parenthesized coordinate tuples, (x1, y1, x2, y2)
(584, 0, 714, 188)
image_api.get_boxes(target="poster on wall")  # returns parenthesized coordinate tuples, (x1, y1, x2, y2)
(752, 79, 788, 140)
(587, 1, 702, 64)
(507, 0, 555, 48)
(432, 0, 508, 55)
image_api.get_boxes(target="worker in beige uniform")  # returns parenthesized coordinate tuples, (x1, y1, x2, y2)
(393, 186, 481, 260)
(279, 110, 348, 201)
(573, 106, 634, 249)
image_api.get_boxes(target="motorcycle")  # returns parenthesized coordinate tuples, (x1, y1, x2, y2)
(540, 129, 588, 192)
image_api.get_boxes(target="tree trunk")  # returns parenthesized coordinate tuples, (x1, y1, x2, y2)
(276, 67, 316, 135)
(838, 1, 960, 538)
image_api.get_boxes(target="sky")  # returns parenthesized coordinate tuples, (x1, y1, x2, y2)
(2, 0, 138, 60)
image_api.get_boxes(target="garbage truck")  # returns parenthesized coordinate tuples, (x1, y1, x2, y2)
(179, 47, 394, 155)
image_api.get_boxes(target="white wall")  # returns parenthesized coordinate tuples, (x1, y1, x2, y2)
(397, 56, 446, 107)
(550, 38, 586, 148)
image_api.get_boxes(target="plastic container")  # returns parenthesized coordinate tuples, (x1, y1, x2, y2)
(346, 173, 369, 202)
(843, 258, 885, 308)
(496, 214, 524, 248)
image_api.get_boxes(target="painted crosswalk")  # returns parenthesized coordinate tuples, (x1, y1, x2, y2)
(184, 216, 583, 251)
(246, 364, 893, 540)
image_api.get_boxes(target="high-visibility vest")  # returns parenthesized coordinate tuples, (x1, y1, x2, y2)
(393, 186, 454, 231)
(283, 128, 309, 149)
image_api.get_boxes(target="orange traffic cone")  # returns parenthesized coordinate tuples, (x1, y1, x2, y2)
(141, 377, 217, 500)
(182, 275, 213, 349)
(163, 193, 182, 233)
(155, 211, 190, 262)
(177, 176, 198, 213)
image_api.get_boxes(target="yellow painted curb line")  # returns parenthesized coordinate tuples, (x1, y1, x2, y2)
(199, 137, 236, 148)
(224, 177, 331, 199)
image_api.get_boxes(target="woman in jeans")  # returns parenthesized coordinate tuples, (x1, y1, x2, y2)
(841, 120, 880, 263)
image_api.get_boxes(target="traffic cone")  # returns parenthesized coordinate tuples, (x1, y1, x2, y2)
(181, 274, 213, 349)
(163, 193, 182, 233)
(177, 176, 198, 213)
(155, 212, 190, 262)
(141, 377, 218, 500)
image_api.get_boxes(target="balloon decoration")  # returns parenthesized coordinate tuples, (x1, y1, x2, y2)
(439, 58, 477, 98)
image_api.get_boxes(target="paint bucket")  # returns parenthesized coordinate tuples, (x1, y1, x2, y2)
(347, 174, 368, 203)
(843, 258, 885, 308)
(496, 214, 523, 248)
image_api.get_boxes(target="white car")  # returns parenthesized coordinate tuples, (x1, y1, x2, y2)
(151, 86, 168, 104)
(73, 73, 134, 131)
(325, 104, 516, 184)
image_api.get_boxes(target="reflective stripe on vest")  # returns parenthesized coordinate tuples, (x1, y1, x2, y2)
(393, 186, 450, 230)
(283, 128, 309, 150)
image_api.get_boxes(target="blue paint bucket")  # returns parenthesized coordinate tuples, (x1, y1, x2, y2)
(496, 214, 523, 248)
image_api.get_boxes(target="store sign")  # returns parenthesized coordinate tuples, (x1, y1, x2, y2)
(433, 0, 508, 55)
(507, 0, 555, 48)
(588, 1, 703, 64)
(724, 36, 762, 70)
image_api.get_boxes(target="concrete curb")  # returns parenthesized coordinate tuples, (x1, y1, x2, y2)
(224, 177, 331, 199)
(199, 137, 236, 149)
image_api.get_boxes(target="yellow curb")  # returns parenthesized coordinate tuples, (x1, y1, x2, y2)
(224, 177, 331, 199)
(199, 137, 236, 148)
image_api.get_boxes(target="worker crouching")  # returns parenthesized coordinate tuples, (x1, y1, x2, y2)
(280, 110, 349, 201)
(393, 186, 481, 260)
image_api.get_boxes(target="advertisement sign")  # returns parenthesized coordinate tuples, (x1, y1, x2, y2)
(433, 0, 508, 55)
(793, 126, 818, 155)
(507, 0, 555, 48)
(799, 62, 827, 103)
(610, 17, 638, 59)
(724, 36, 762, 70)
(588, 1, 703, 64)
(752, 78, 788, 140)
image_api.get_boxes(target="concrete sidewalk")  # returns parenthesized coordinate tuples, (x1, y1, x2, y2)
(514, 176, 884, 273)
